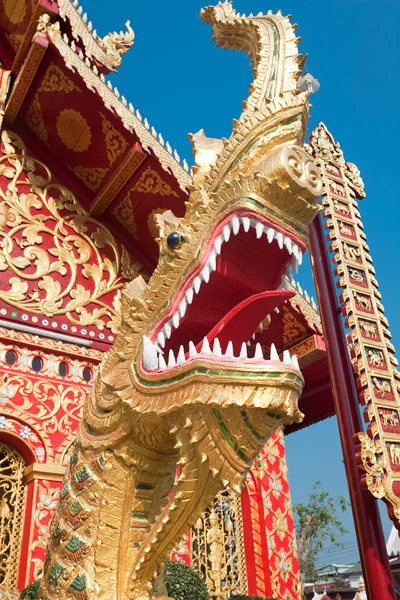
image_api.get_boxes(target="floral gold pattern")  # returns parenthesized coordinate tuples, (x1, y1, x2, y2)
(25, 63, 82, 144)
(112, 193, 137, 238)
(282, 305, 308, 347)
(99, 113, 127, 166)
(70, 114, 127, 190)
(56, 109, 92, 153)
(70, 165, 109, 192)
(0, 443, 26, 589)
(0, 130, 142, 331)
(132, 166, 179, 197)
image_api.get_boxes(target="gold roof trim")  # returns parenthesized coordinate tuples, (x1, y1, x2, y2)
(46, 23, 191, 192)
(58, 0, 134, 71)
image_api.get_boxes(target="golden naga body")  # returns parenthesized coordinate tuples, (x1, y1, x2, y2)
(40, 3, 322, 599)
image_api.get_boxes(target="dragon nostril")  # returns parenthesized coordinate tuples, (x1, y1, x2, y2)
(167, 232, 182, 249)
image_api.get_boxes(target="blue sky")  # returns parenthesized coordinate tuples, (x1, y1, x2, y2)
(86, 0, 400, 564)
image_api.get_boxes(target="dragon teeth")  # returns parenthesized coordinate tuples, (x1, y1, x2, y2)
(145, 334, 301, 374)
(213, 338, 222, 356)
(225, 341, 234, 357)
(242, 216, 250, 232)
(270, 343, 279, 361)
(177, 345, 185, 364)
(186, 287, 194, 304)
(201, 337, 211, 354)
(152, 216, 303, 361)
(168, 349, 176, 367)
(254, 343, 263, 359)
(157, 331, 165, 348)
(231, 216, 240, 235)
(142, 336, 159, 371)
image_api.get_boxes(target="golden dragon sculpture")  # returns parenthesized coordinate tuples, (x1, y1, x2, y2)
(40, 3, 322, 599)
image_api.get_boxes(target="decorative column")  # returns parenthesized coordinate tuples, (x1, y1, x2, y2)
(19, 465, 65, 588)
(258, 430, 302, 600)
(308, 122, 395, 599)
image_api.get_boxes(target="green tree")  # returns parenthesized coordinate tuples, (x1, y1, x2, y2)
(293, 481, 349, 581)
(164, 559, 209, 600)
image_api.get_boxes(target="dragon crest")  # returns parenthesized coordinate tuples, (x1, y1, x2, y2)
(40, 4, 322, 600)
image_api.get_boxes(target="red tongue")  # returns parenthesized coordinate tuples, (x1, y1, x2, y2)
(197, 289, 295, 355)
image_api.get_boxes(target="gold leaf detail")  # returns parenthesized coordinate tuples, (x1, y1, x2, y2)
(113, 193, 137, 238)
(25, 63, 82, 144)
(100, 113, 127, 166)
(0, 130, 143, 330)
(71, 166, 109, 192)
(56, 109, 92, 153)
(132, 167, 179, 197)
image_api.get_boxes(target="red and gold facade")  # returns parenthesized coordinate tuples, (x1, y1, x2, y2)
(0, 2, 351, 599)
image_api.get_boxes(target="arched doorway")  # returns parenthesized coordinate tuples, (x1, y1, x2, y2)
(0, 443, 26, 589)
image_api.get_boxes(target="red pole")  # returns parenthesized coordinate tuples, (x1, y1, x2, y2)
(308, 214, 395, 600)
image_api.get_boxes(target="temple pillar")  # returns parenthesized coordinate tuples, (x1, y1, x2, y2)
(309, 214, 395, 600)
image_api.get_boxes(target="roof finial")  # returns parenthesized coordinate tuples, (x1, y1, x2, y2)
(98, 20, 135, 69)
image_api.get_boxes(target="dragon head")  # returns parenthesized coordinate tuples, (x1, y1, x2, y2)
(83, 3, 322, 460)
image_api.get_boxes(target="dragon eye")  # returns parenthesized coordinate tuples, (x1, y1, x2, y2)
(167, 232, 182, 249)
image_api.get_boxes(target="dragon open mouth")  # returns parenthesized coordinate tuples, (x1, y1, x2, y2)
(142, 212, 305, 374)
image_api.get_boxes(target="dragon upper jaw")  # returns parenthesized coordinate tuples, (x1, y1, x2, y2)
(141, 210, 305, 377)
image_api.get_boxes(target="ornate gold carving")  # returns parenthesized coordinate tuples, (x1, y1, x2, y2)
(90, 146, 146, 216)
(99, 113, 127, 166)
(25, 63, 81, 143)
(147, 208, 166, 239)
(97, 21, 135, 69)
(282, 305, 308, 347)
(0, 327, 102, 361)
(113, 193, 137, 238)
(309, 122, 400, 526)
(69, 114, 127, 189)
(192, 489, 247, 598)
(4, 34, 49, 124)
(56, 109, 92, 153)
(70, 165, 109, 192)
(41, 6, 321, 600)
(3, 0, 26, 25)
(0, 443, 26, 589)
(0, 373, 87, 438)
(0, 130, 142, 331)
(57, 0, 131, 72)
(133, 167, 179, 197)
(46, 24, 191, 191)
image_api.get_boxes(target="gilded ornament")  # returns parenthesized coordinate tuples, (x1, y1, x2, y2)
(25, 63, 82, 144)
(0, 443, 26, 589)
(3, 0, 26, 25)
(41, 5, 321, 600)
(112, 193, 137, 239)
(132, 167, 179, 197)
(282, 305, 308, 347)
(191, 489, 247, 598)
(97, 21, 135, 69)
(309, 122, 400, 528)
(56, 109, 92, 153)
(0, 130, 142, 331)
(70, 165, 109, 192)
(99, 113, 127, 166)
